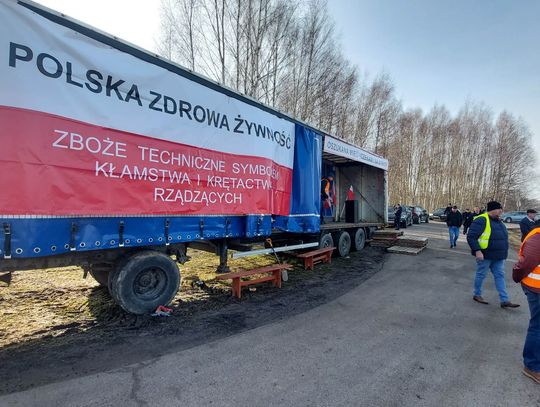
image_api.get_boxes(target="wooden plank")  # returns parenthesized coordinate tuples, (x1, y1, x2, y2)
(387, 245, 426, 255)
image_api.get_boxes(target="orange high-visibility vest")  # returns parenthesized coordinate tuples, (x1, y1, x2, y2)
(519, 228, 540, 290)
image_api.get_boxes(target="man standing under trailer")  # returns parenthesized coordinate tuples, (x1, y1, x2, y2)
(467, 201, 519, 308)
(320, 176, 333, 224)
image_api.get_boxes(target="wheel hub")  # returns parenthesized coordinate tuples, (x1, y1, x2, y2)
(134, 267, 167, 299)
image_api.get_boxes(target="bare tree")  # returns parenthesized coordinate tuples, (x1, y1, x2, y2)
(157, 0, 538, 211)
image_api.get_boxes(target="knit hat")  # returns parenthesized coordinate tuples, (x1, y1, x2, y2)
(486, 201, 502, 211)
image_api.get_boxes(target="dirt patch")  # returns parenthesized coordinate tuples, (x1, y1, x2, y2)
(0, 250, 277, 349)
(0, 246, 385, 395)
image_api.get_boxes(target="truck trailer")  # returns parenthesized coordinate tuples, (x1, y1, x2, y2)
(0, 0, 388, 314)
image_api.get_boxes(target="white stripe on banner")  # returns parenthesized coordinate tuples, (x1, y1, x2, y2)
(527, 273, 540, 281)
(0, 1, 295, 168)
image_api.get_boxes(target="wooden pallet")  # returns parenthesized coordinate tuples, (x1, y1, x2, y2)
(387, 245, 426, 255)
(373, 230, 404, 237)
(370, 239, 397, 248)
(396, 236, 428, 248)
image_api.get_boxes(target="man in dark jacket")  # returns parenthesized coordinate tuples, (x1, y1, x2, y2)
(520, 209, 538, 241)
(446, 206, 463, 248)
(394, 204, 402, 230)
(444, 203, 452, 217)
(467, 200, 519, 308)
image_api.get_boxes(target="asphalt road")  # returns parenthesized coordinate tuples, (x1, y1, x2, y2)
(2, 222, 537, 406)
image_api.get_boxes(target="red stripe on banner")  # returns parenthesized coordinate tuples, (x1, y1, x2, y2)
(0, 106, 292, 216)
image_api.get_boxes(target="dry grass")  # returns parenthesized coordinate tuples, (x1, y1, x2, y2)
(507, 228, 522, 251)
(0, 249, 281, 348)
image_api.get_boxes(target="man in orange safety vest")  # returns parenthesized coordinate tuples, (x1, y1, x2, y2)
(513, 225, 540, 384)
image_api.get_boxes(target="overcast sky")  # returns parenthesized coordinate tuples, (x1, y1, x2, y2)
(32, 0, 540, 197)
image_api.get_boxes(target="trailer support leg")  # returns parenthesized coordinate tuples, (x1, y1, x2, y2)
(216, 240, 230, 274)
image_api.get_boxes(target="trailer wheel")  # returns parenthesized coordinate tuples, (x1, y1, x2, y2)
(335, 231, 351, 257)
(354, 228, 366, 251)
(109, 251, 180, 315)
(319, 233, 334, 249)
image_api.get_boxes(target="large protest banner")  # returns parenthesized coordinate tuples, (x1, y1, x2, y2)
(0, 1, 295, 216)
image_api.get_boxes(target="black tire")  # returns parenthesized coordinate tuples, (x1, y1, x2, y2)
(335, 231, 351, 257)
(88, 263, 111, 287)
(319, 233, 334, 249)
(110, 251, 180, 315)
(354, 228, 366, 251)
(505, 217, 512, 223)
(402, 220, 407, 229)
(425, 217, 429, 223)
(108, 255, 129, 298)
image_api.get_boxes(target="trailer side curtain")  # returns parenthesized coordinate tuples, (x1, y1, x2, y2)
(274, 125, 321, 233)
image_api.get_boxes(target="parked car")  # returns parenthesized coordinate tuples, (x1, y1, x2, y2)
(402, 206, 414, 227)
(501, 211, 528, 223)
(388, 206, 413, 228)
(431, 208, 447, 222)
(412, 206, 429, 224)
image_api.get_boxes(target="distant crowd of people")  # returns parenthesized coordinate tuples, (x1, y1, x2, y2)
(442, 203, 539, 244)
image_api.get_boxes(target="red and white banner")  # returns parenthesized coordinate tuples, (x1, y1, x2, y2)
(0, 1, 295, 216)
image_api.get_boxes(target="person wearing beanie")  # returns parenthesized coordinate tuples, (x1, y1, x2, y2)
(446, 206, 463, 248)
(467, 200, 519, 308)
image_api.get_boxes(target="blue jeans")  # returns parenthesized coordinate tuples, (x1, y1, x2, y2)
(448, 226, 460, 246)
(473, 258, 509, 302)
(523, 286, 540, 372)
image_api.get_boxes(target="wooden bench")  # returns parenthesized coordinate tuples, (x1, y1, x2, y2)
(296, 247, 335, 270)
(216, 264, 292, 299)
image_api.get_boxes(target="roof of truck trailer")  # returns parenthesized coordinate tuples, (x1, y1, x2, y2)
(15, 0, 387, 166)
(322, 135, 388, 170)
